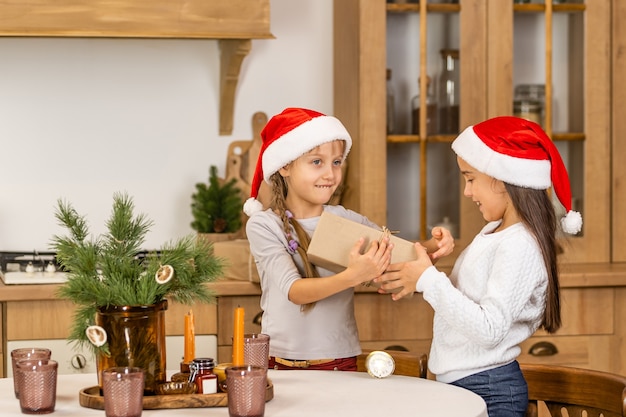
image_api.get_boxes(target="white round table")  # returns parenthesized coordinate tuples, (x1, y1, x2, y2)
(0, 369, 487, 416)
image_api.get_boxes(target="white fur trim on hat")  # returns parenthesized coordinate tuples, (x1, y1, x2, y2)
(243, 197, 264, 217)
(452, 125, 552, 189)
(561, 210, 583, 235)
(261, 115, 352, 183)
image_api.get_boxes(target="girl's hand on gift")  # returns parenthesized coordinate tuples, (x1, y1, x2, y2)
(423, 226, 454, 261)
(346, 236, 393, 286)
(375, 242, 432, 301)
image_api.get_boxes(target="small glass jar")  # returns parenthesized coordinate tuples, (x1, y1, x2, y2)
(513, 100, 542, 126)
(514, 84, 545, 126)
(189, 358, 218, 394)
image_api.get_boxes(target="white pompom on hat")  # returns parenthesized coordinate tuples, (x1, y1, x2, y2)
(451, 116, 582, 234)
(243, 107, 352, 216)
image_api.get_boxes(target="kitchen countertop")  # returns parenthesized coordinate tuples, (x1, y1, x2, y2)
(1, 263, 626, 302)
(0, 279, 262, 302)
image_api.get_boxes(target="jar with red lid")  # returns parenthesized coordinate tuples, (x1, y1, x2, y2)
(189, 358, 218, 394)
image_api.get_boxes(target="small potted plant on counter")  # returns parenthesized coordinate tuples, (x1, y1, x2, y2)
(191, 165, 244, 243)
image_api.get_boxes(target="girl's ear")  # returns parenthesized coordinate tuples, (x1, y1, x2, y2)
(279, 164, 291, 178)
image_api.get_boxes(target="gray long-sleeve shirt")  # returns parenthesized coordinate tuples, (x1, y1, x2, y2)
(246, 205, 378, 360)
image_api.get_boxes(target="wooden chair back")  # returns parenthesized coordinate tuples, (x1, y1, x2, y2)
(357, 349, 428, 379)
(521, 363, 626, 417)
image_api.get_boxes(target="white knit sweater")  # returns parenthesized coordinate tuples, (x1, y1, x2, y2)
(417, 221, 548, 383)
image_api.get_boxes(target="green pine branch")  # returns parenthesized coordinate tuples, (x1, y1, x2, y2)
(51, 192, 224, 357)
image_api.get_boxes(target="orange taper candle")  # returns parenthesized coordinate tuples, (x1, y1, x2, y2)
(184, 310, 195, 364)
(232, 307, 245, 366)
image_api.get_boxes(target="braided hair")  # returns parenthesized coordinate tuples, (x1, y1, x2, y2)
(268, 172, 319, 312)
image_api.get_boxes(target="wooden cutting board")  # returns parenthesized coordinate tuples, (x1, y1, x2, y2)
(225, 111, 270, 207)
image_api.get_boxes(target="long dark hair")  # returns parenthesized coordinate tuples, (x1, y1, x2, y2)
(505, 183, 561, 333)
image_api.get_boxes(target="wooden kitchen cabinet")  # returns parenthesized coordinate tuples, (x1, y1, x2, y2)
(5, 300, 217, 341)
(1, 295, 218, 377)
(612, 0, 626, 263)
(333, 0, 626, 374)
(355, 292, 433, 354)
(518, 287, 616, 372)
(216, 277, 626, 375)
(215, 290, 433, 364)
(6, 300, 76, 341)
(334, 0, 613, 266)
(3, 267, 626, 377)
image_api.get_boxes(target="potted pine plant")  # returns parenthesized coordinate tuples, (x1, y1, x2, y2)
(52, 192, 224, 394)
(191, 165, 244, 243)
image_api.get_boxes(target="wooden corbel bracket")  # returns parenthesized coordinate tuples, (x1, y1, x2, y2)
(219, 39, 252, 136)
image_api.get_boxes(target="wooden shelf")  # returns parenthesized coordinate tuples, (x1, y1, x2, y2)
(513, 3, 586, 13)
(387, 134, 456, 144)
(386, 3, 461, 13)
(0, 0, 274, 135)
(387, 132, 585, 144)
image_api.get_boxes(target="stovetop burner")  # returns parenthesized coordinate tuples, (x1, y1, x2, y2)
(0, 251, 66, 285)
(0, 250, 162, 285)
(0, 251, 63, 274)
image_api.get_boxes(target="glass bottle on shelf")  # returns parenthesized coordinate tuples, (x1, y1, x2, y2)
(437, 49, 460, 134)
(411, 76, 437, 136)
(387, 68, 396, 134)
(513, 84, 545, 127)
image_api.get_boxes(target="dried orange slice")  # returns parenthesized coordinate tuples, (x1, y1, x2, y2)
(155, 265, 174, 284)
(86, 325, 107, 347)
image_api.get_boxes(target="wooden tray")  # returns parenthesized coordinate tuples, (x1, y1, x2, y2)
(79, 379, 274, 410)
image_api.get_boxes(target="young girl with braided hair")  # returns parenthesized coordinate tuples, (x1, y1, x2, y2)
(244, 107, 454, 371)
(377, 116, 582, 416)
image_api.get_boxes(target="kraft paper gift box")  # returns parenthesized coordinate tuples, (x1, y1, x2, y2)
(307, 211, 418, 274)
(212, 239, 260, 283)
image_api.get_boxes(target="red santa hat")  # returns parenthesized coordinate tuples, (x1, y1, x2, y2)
(243, 107, 352, 216)
(451, 116, 582, 234)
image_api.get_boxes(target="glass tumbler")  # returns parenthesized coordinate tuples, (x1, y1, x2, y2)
(243, 333, 270, 370)
(15, 359, 58, 414)
(11, 348, 52, 399)
(226, 365, 267, 417)
(102, 367, 145, 417)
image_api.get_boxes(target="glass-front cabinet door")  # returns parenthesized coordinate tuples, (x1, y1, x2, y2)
(490, 0, 610, 264)
(334, 0, 611, 266)
(385, 2, 461, 248)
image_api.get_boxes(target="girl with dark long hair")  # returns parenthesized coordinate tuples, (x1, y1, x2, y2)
(377, 116, 582, 416)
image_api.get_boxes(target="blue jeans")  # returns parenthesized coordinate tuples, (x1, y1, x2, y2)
(450, 361, 528, 417)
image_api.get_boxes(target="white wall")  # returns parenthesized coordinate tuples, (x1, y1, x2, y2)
(0, 0, 333, 251)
